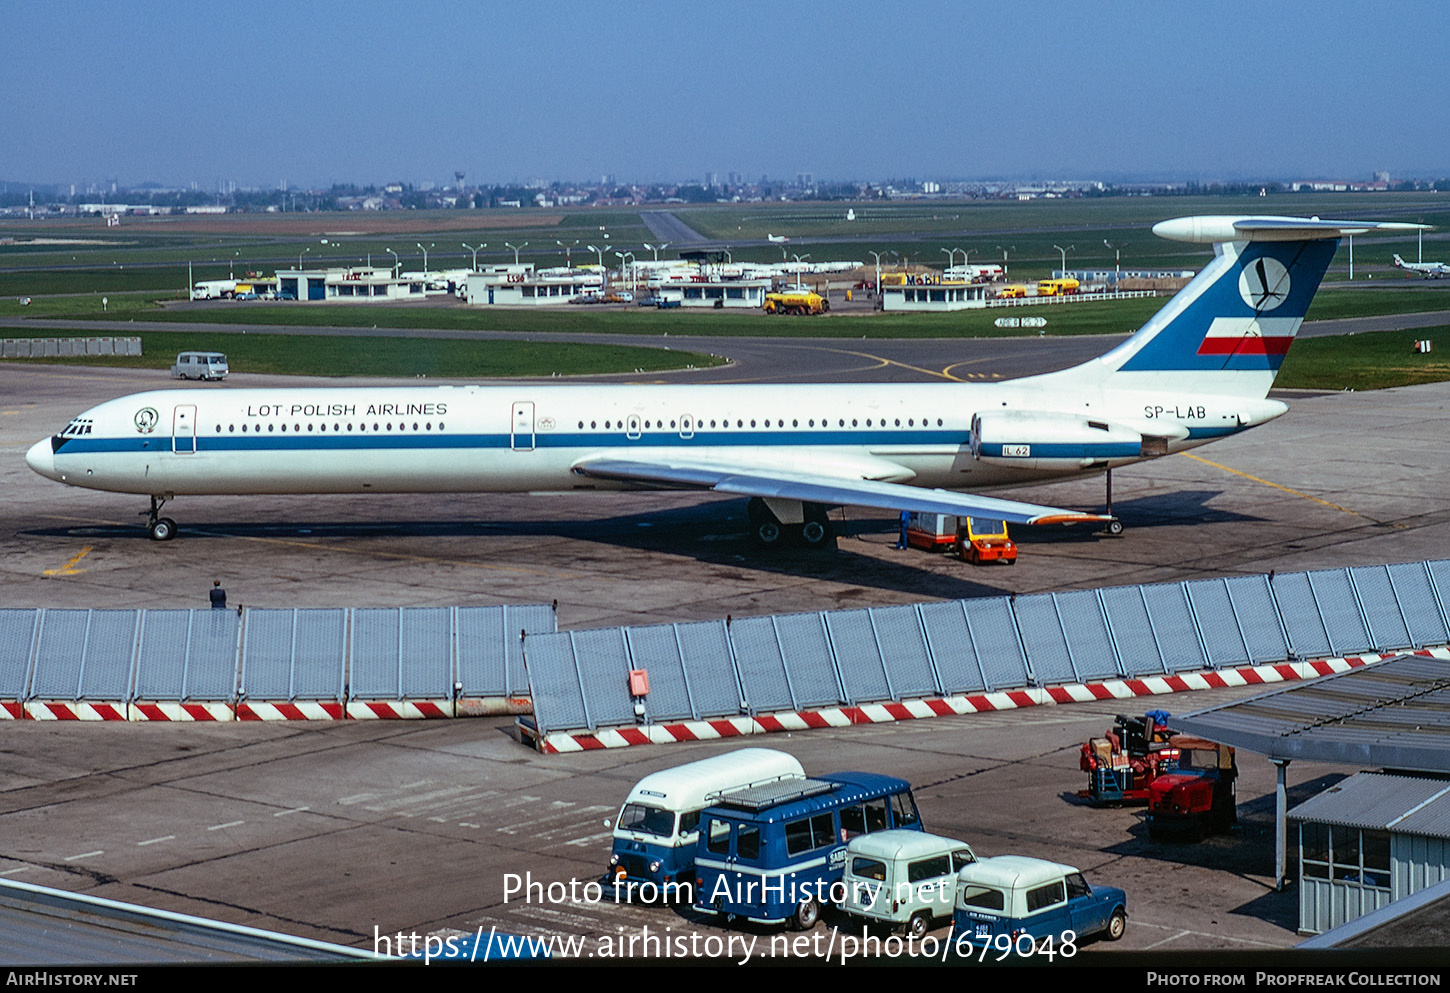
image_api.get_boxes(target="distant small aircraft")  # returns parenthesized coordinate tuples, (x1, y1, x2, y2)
(1392, 254, 1450, 278)
(766, 233, 789, 243)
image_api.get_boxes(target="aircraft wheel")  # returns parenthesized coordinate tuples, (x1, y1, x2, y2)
(1105, 519, 1124, 536)
(799, 519, 830, 548)
(754, 519, 783, 547)
(149, 517, 178, 541)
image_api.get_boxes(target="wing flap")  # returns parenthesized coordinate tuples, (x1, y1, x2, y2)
(573, 457, 1110, 526)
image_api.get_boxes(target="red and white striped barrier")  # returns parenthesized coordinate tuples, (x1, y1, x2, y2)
(26, 702, 129, 721)
(528, 649, 1447, 754)
(237, 701, 345, 721)
(345, 700, 452, 720)
(129, 702, 234, 722)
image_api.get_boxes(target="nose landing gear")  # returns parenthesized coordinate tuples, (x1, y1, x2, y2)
(143, 495, 178, 541)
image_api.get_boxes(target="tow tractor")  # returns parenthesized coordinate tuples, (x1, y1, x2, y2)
(1078, 712, 1179, 806)
(1146, 737, 1238, 840)
(905, 513, 1017, 565)
(957, 516, 1016, 564)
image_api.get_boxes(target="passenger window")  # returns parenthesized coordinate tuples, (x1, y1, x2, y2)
(908, 855, 951, 883)
(679, 811, 700, 835)
(960, 885, 1006, 911)
(1065, 873, 1090, 900)
(840, 804, 865, 839)
(810, 813, 835, 850)
(864, 799, 888, 833)
(851, 857, 886, 882)
(952, 849, 977, 871)
(737, 825, 761, 861)
(707, 819, 731, 856)
(786, 818, 813, 856)
(1026, 881, 1066, 913)
(890, 791, 920, 828)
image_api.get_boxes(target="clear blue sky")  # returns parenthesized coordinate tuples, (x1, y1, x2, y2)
(3, 0, 1447, 189)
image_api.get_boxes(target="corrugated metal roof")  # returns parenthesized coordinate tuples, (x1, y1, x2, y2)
(1172, 655, 1450, 772)
(0, 879, 372, 964)
(1287, 772, 1450, 838)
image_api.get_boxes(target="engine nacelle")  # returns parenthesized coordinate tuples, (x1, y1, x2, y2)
(971, 410, 1187, 471)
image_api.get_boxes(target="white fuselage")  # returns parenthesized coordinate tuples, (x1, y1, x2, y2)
(28, 379, 1274, 500)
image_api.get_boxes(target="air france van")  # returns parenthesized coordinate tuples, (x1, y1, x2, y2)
(606, 748, 804, 897)
(693, 772, 922, 930)
(951, 856, 1127, 946)
(841, 830, 977, 937)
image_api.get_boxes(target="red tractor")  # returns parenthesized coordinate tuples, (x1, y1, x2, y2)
(1079, 713, 1179, 806)
(1146, 738, 1237, 840)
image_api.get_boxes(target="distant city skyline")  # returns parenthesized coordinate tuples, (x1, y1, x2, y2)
(3, 0, 1448, 189)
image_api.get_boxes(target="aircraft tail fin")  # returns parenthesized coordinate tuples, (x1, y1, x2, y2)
(1035, 216, 1425, 399)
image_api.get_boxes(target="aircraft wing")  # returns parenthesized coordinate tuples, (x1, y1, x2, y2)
(572, 457, 1110, 526)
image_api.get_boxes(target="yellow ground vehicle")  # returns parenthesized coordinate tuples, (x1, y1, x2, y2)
(956, 517, 1017, 565)
(997, 284, 1028, 298)
(764, 289, 829, 315)
(1037, 277, 1081, 297)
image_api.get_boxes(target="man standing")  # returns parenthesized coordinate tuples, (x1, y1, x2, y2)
(209, 580, 226, 610)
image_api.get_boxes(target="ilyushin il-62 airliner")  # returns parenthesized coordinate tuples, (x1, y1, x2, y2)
(26, 215, 1420, 545)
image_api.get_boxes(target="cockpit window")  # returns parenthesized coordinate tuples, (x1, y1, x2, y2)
(58, 418, 93, 437)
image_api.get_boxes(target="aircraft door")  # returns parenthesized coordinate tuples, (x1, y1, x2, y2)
(172, 404, 197, 454)
(511, 401, 535, 451)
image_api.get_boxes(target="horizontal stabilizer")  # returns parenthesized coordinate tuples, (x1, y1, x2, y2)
(573, 457, 1110, 526)
(1153, 215, 1429, 245)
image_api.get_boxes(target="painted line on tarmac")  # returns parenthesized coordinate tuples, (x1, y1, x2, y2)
(42, 545, 92, 576)
(187, 529, 598, 580)
(1181, 452, 1376, 521)
(1131, 918, 1288, 950)
(822, 347, 963, 382)
(34, 514, 596, 580)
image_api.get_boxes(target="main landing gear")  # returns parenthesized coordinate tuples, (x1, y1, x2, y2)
(144, 495, 177, 541)
(1101, 468, 1124, 536)
(747, 498, 834, 550)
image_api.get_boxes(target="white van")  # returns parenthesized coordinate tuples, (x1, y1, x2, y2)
(841, 830, 978, 937)
(606, 747, 804, 894)
(171, 351, 229, 381)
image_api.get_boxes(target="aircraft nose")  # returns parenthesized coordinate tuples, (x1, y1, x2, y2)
(26, 438, 58, 480)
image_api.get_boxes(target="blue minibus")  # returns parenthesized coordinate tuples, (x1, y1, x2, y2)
(693, 772, 923, 929)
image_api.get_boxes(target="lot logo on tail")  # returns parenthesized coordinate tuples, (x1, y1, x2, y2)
(1239, 257, 1289, 311)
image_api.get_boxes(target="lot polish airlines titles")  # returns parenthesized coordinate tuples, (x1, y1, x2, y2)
(243, 402, 448, 419)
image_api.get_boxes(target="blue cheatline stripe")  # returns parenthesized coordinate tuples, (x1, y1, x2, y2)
(1185, 426, 1237, 440)
(53, 428, 975, 456)
(977, 442, 1143, 459)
